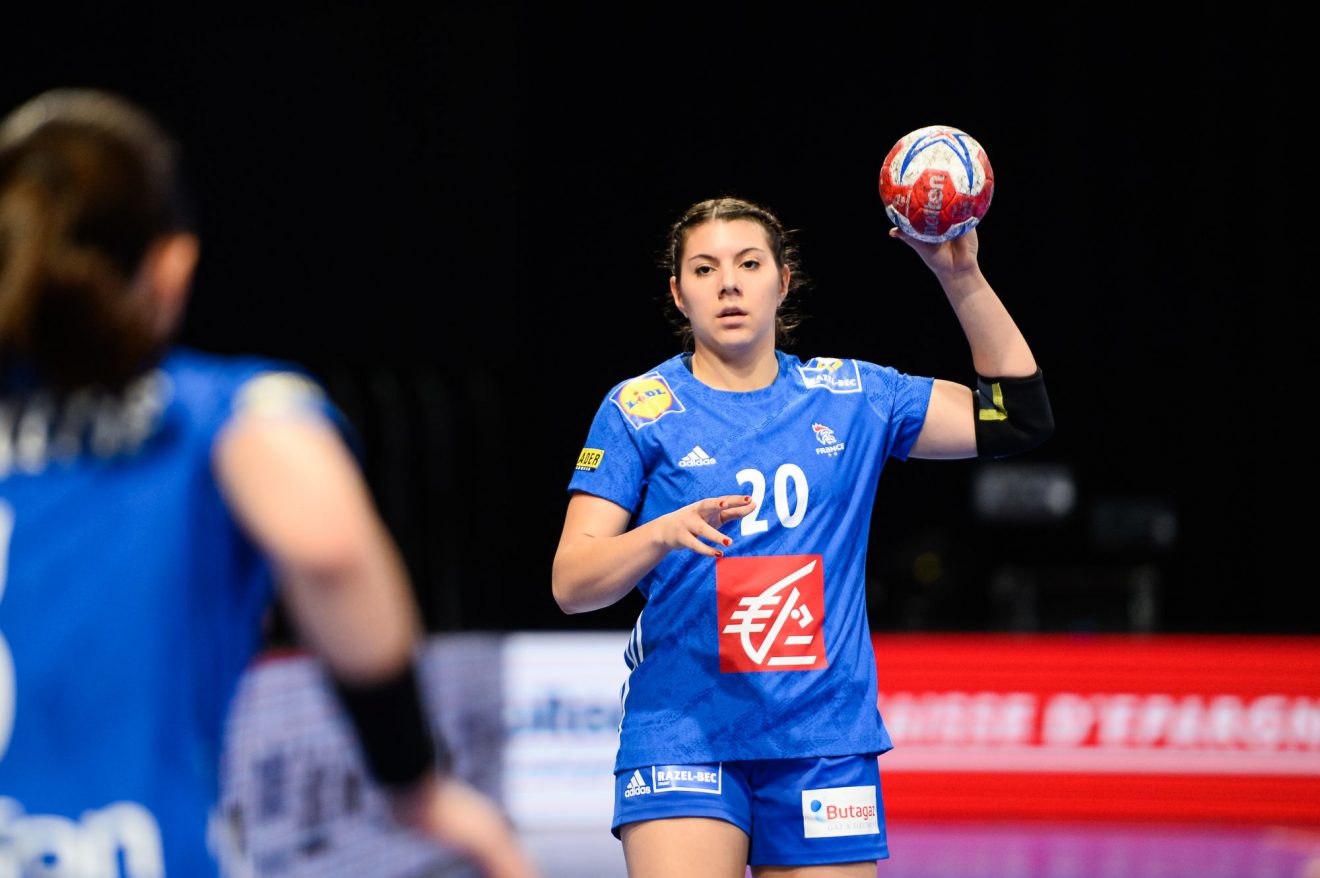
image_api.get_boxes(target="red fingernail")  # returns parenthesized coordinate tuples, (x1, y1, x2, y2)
(718, 501, 724, 508)
(744, 496, 750, 502)
(715, 550, 724, 558)
(723, 538, 732, 546)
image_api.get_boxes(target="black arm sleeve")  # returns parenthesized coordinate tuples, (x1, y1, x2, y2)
(973, 368, 1054, 460)
(331, 661, 451, 789)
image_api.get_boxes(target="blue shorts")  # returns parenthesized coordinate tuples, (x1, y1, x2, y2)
(612, 755, 888, 867)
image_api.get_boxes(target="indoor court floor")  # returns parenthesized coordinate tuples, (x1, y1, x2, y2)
(520, 820, 1320, 878)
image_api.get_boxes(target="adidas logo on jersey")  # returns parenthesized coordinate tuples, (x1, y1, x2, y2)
(678, 446, 717, 467)
(624, 769, 652, 797)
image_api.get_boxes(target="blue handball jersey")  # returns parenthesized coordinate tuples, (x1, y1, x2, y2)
(568, 350, 933, 771)
(0, 347, 341, 877)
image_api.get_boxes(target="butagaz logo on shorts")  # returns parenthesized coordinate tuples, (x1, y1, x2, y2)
(801, 785, 880, 838)
(678, 446, 717, 467)
(812, 423, 845, 457)
(624, 769, 652, 797)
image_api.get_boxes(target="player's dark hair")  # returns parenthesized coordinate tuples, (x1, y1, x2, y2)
(664, 196, 806, 350)
(0, 88, 194, 393)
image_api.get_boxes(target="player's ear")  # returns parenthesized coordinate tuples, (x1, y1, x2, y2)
(670, 276, 687, 317)
(779, 266, 790, 302)
(143, 232, 200, 338)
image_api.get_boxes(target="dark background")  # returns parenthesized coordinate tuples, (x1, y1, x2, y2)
(5, 5, 1306, 635)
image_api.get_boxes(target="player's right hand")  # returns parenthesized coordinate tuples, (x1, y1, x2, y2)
(890, 224, 980, 281)
(390, 774, 542, 878)
(657, 495, 754, 557)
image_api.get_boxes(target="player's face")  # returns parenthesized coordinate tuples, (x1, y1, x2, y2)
(670, 219, 789, 363)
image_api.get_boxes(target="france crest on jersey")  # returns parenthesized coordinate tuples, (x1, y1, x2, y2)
(568, 350, 933, 770)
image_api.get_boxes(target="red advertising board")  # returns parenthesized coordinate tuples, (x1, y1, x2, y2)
(872, 634, 1320, 825)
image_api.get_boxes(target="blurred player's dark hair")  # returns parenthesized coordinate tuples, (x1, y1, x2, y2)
(0, 88, 194, 392)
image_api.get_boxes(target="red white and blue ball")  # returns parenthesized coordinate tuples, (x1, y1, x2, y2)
(879, 125, 993, 243)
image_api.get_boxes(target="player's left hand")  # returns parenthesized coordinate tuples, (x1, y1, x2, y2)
(889, 225, 979, 281)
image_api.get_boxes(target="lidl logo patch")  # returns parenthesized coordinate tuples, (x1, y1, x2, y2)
(611, 373, 685, 429)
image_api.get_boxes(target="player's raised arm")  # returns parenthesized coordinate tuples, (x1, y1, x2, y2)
(880, 126, 1052, 462)
(893, 227, 1050, 461)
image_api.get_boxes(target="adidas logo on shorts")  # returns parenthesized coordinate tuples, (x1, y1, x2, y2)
(623, 769, 652, 798)
(678, 446, 717, 467)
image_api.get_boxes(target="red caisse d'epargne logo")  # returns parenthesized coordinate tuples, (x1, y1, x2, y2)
(717, 555, 827, 673)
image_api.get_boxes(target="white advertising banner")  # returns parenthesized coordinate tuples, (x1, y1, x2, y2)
(216, 635, 505, 877)
(501, 631, 630, 830)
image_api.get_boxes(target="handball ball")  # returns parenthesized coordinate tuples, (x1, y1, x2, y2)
(879, 125, 993, 243)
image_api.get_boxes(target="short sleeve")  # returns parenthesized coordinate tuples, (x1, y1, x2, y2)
(230, 370, 334, 421)
(566, 389, 647, 514)
(860, 361, 934, 461)
(218, 365, 364, 465)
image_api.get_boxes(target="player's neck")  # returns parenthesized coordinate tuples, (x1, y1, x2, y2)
(688, 346, 779, 392)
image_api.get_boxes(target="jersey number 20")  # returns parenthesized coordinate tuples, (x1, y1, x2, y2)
(737, 464, 808, 536)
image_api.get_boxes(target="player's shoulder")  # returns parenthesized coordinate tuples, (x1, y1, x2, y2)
(794, 353, 925, 383)
(163, 346, 314, 385)
(161, 347, 329, 424)
(598, 353, 687, 397)
(787, 353, 880, 393)
(591, 354, 694, 432)
(788, 354, 933, 415)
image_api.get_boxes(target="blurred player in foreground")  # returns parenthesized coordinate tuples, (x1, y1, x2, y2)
(0, 87, 538, 878)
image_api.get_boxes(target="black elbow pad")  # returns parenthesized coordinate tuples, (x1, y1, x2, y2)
(331, 662, 450, 789)
(974, 369, 1054, 459)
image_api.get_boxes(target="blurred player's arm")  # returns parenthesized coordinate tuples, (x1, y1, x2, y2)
(213, 408, 540, 878)
(552, 491, 753, 613)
